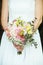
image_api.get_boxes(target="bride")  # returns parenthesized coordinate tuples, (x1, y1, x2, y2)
(0, 0, 43, 65)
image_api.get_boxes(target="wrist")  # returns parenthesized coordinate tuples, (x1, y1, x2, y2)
(4, 27, 8, 30)
(4, 26, 11, 38)
(4, 24, 9, 31)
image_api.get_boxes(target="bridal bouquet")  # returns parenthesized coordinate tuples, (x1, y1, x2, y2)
(8, 17, 37, 54)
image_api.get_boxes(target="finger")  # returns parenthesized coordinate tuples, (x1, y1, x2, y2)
(5, 30, 11, 37)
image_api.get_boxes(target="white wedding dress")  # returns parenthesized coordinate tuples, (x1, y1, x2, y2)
(0, 0, 43, 65)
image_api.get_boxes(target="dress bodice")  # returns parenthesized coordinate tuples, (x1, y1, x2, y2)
(8, 0, 35, 23)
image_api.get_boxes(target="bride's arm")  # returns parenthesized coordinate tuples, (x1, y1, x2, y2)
(1, 0, 8, 30)
(1, 0, 11, 37)
(34, 0, 42, 32)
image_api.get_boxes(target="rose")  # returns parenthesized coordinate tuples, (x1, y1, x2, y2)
(14, 26, 25, 43)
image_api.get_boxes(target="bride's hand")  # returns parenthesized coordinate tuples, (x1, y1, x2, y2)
(4, 27, 11, 38)
(13, 44, 24, 52)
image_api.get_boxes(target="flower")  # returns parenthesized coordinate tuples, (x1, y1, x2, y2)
(18, 30, 24, 36)
(8, 17, 37, 54)
(26, 24, 32, 30)
(27, 29, 33, 34)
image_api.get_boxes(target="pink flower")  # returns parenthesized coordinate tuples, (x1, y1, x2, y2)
(14, 27, 25, 43)
(16, 34, 25, 43)
(14, 26, 22, 35)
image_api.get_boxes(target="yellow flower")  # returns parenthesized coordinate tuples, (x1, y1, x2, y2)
(17, 17, 22, 23)
(19, 30, 24, 36)
(19, 20, 22, 23)
(15, 21, 19, 26)
(26, 24, 32, 31)
(27, 29, 33, 34)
